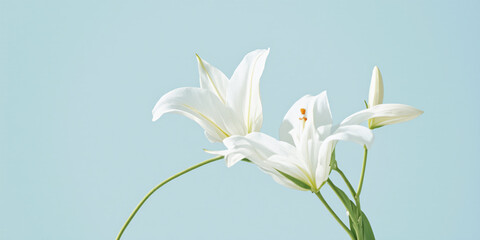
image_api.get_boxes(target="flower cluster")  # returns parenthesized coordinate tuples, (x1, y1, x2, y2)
(117, 49, 423, 240)
(152, 49, 422, 192)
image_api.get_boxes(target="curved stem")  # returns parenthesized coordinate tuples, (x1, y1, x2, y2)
(335, 167, 356, 199)
(116, 155, 224, 240)
(315, 191, 355, 240)
(356, 146, 368, 198)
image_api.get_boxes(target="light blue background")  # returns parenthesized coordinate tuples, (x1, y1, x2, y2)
(1, 0, 479, 239)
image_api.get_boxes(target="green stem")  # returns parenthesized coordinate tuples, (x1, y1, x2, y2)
(315, 191, 355, 240)
(327, 179, 360, 240)
(116, 155, 224, 240)
(356, 146, 368, 198)
(335, 167, 356, 199)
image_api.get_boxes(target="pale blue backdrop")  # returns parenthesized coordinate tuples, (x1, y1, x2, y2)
(1, 0, 479, 239)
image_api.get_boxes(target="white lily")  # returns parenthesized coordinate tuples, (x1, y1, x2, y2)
(222, 92, 374, 191)
(362, 66, 423, 129)
(152, 49, 270, 143)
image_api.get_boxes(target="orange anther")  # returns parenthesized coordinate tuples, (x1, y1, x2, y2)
(300, 108, 306, 115)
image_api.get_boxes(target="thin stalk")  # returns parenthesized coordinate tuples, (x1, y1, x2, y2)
(116, 155, 224, 240)
(327, 179, 360, 240)
(334, 167, 356, 199)
(356, 146, 368, 198)
(315, 191, 355, 240)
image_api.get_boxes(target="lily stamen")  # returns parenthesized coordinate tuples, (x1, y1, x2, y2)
(299, 108, 307, 129)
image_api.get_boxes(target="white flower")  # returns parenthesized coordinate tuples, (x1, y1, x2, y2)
(222, 92, 374, 191)
(363, 66, 423, 129)
(152, 49, 270, 142)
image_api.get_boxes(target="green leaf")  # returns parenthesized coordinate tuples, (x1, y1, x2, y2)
(329, 181, 357, 218)
(349, 217, 358, 240)
(351, 210, 375, 240)
(276, 169, 311, 190)
(329, 179, 375, 240)
(361, 212, 375, 240)
(329, 180, 364, 238)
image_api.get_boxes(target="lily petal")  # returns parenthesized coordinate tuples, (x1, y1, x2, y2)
(223, 133, 311, 190)
(297, 116, 324, 184)
(309, 92, 334, 141)
(271, 172, 309, 191)
(328, 125, 374, 149)
(196, 54, 229, 103)
(223, 132, 297, 167)
(311, 91, 333, 129)
(152, 87, 232, 142)
(205, 142, 248, 167)
(341, 103, 423, 128)
(279, 92, 333, 146)
(315, 125, 374, 189)
(227, 49, 270, 134)
(268, 155, 313, 191)
(368, 104, 423, 129)
(279, 95, 315, 145)
(315, 140, 335, 190)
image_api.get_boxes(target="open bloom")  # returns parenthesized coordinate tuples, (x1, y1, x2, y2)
(364, 66, 423, 129)
(152, 49, 270, 142)
(222, 92, 374, 191)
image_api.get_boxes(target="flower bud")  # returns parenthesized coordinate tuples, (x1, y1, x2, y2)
(368, 66, 384, 108)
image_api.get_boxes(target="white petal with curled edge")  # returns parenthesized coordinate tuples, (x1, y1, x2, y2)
(196, 54, 229, 103)
(328, 125, 374, 149)
(315, 140, 336, 190)
(203, 148, 241, 166)
(222, 135, 258, 167)
(341, 103, 423, 127)
(270, 173, 307, 191)
(314, 125, 374, 189)
(223, 133, 310, 189)
(265, 155, 312, 191)
(204, 143, 246, 167)
(152, 87, 231, 142)
(310, 91, 333, 129)
(204, 130, 222, 143)
(227, 49, 270, 134)
(223, 133, 298, 168)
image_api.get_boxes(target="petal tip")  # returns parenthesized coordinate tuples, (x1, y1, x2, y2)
(195, 53, 201, 61)
(151, 112, 160, 122)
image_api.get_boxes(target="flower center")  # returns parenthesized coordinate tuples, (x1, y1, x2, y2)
(299, 108, 307, 129)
